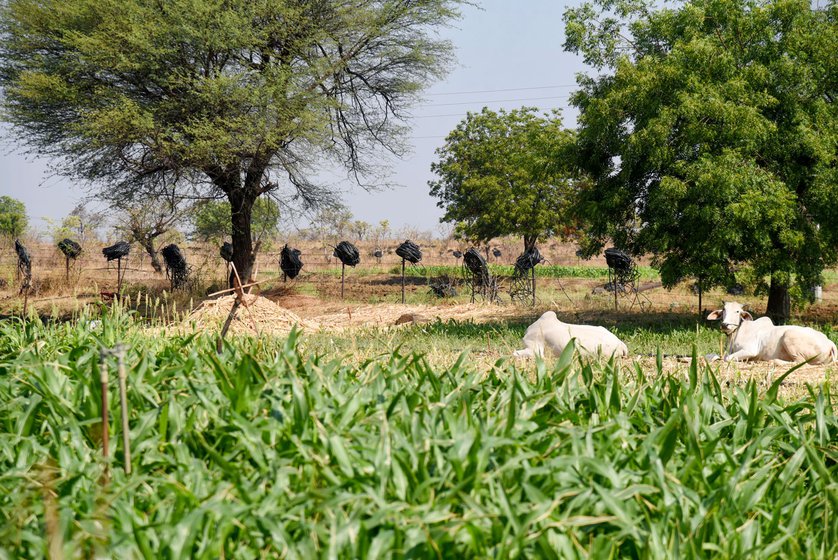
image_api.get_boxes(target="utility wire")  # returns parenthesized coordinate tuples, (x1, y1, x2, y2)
(422, 95, 571, 107)
(426, 84, 577, 96)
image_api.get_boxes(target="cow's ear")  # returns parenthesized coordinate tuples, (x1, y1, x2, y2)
(707, 310, 722, 320)
(741, 311, 753, 321)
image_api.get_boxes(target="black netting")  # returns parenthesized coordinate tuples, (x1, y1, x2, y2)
(102, 241, 130, 261)
(373, 250, 383, 258)
(15, 239, 31, 268)
(604, 248, 632, 273)
(429, 278, 457, 298)
(161, 244, 189, 289)
(452, 250, 463, 259)
(395, 240, 422, 264)
(463, 248, 488, 276)
(58, 238, 82, 259)
(333, 241, 360, 267)
(280, 244, 304, 279)
(492, 248, 502, 258)
(514, 247, 543, 273)
(220, 242, 234, 262)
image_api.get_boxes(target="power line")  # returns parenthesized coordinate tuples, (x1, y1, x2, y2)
(423, 95, 571, 108)
(426, 84, 578, 96)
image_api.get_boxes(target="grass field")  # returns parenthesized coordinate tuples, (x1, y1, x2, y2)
(1, 306, 837, 558)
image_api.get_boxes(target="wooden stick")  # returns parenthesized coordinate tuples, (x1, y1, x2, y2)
(401, 259, 406, 304)
(116, 345, 131, 475)
(206, 279, 267, 298)
(217, 298, 241, 354)
(98, 353, 110, 478)
(341, 263, 346, 300)
(531, 266, 536, 307)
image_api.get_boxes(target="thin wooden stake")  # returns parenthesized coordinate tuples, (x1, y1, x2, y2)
(401, 259, 406, 304)
(117, 257, 123, 296)
(65, 256, 70, 283)
(116, 345, 131, 475)
(341, 263, 346, 300)
(531, 266, 536, 307)
(98, 352, 110, 479)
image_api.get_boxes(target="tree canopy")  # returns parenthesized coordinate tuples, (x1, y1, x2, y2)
(0, 0, 464, 281)
(429, 107, 579, 252)
(564, 0, 838, 321)
(0, 196, 27, 239)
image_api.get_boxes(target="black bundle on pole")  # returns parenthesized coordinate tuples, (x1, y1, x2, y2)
(333, 241, 359, 300)
(220, 242, 234, 262)
(58, 238, 82, 283)
(395, 240, 422, 264)
(492, 248, 502, 258)
(15, 239, 32, 299)
(463, 247, 498, 303)
(333, 241, 360, 267)
(463, 247, 488, 276)
(161, 244, 189, 290)
(452, 250, 463, 259)
(280, 244, 303, 280)
(514, 247, 543, 273)
(511, 247, 544, 306)
(15, 238, 31, 269)
(58, 238, 82, 259)
(102, 241, 130, 261)
(102, 241, 130, 295)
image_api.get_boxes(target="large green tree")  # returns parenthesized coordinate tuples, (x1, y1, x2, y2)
(429, 107, 579, 252)
(0, 196, 27, 239)
(0, 0, 463, 283)
(565, 0, 838, 322)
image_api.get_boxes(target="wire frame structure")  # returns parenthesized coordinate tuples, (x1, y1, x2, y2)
(509, 247, 543, 306)
(604, 248, 650, 311)
(462, 248, 499, 303)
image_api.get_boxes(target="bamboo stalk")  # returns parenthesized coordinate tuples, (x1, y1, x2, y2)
(116, 345, 131, 475)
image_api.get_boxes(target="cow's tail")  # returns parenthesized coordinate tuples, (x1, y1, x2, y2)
(831, 342, 837, 363)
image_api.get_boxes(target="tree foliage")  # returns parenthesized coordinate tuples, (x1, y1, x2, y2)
(193, 198, 280, 244)
(429, 107, 579, 251)
(0, 0, 463, 281)
(564, 0, 838, 320)
(0, 196, 27, 238)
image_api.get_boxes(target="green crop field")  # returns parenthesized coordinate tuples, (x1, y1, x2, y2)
(1, 307, 836, 559)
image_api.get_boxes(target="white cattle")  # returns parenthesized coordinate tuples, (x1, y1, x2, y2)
(513, 311, 629, 359)
(707, 302, 837, 364)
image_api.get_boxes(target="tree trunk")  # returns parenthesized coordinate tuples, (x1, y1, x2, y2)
(140, 240, 163, 273)
(523, 234, 537, 253)
(228, 189, 256, 288)
(766, 276, 790, 325)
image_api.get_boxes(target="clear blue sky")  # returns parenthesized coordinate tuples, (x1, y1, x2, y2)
(0, 0, 589, 234)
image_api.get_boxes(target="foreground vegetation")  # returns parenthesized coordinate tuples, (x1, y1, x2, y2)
(0, 308, 836, 558)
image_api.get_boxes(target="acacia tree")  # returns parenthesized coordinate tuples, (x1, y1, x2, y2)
(565, 0, 838, 322)
(429, 107, 579, 253)
(114, 199, 186, 273)
(0, 196, 27, 239)
(0, 0, 463, 283)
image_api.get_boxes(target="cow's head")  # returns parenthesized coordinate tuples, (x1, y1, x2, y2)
(707, 301, 753, 334)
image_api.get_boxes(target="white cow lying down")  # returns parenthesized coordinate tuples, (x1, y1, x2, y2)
(707, 302, 837, 364)
(514, 311, 628, 359)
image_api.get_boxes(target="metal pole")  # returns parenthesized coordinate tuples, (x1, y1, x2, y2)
(98, 353, 110, 477)
(401, 259, 406, 304)
(117, 257, 123, 296)
(116, 345, 131, 475)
